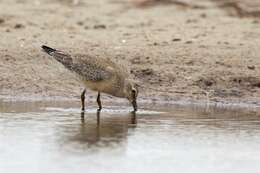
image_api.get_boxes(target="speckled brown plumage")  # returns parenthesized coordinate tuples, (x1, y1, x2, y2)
(41, 45, 138, 111)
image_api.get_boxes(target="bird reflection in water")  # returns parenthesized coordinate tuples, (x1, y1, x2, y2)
(66, 110, 137, 147)
(80, 110, 137, 125)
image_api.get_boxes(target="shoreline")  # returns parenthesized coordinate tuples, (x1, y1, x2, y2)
(1, 94, 259, 109)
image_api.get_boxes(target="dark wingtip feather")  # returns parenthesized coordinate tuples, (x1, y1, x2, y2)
(41, 45, 56, 55)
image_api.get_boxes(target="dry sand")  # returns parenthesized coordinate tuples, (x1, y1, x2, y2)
(0, 0, 259, 107)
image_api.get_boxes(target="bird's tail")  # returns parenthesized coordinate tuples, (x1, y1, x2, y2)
(41, 45, 56, 55)
(41, 45, 73, 70)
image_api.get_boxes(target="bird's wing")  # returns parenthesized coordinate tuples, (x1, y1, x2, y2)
(71, 55, 115, 82)
(103, 57, 130, 78)
(42, 46, 117, 81)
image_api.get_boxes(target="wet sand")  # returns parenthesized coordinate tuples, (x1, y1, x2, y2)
(0, 0, 259, 106)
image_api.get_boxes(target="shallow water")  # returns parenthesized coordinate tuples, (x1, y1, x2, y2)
(0, 101, 260, 173)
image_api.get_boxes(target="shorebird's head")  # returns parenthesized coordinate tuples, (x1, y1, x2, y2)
(124, 79, 139, 111)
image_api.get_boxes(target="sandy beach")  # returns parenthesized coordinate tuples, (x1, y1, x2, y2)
(0, 0, 259, 106)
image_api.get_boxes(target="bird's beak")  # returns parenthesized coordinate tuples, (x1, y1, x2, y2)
(132, 99, 137, 111)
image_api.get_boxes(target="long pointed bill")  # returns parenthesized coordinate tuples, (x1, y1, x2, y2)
(132, 99, 137, 111)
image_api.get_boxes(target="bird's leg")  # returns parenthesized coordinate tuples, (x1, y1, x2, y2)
(132, 99, 137, 111)
(81, 89, 86, 112)
(132, 90, 138, 111)
(97, 92, 102, 111)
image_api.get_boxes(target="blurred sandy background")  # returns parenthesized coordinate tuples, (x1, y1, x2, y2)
(0, 0, 259, 106)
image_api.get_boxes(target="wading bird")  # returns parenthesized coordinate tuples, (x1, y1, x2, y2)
(41, 45, 138, 111)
